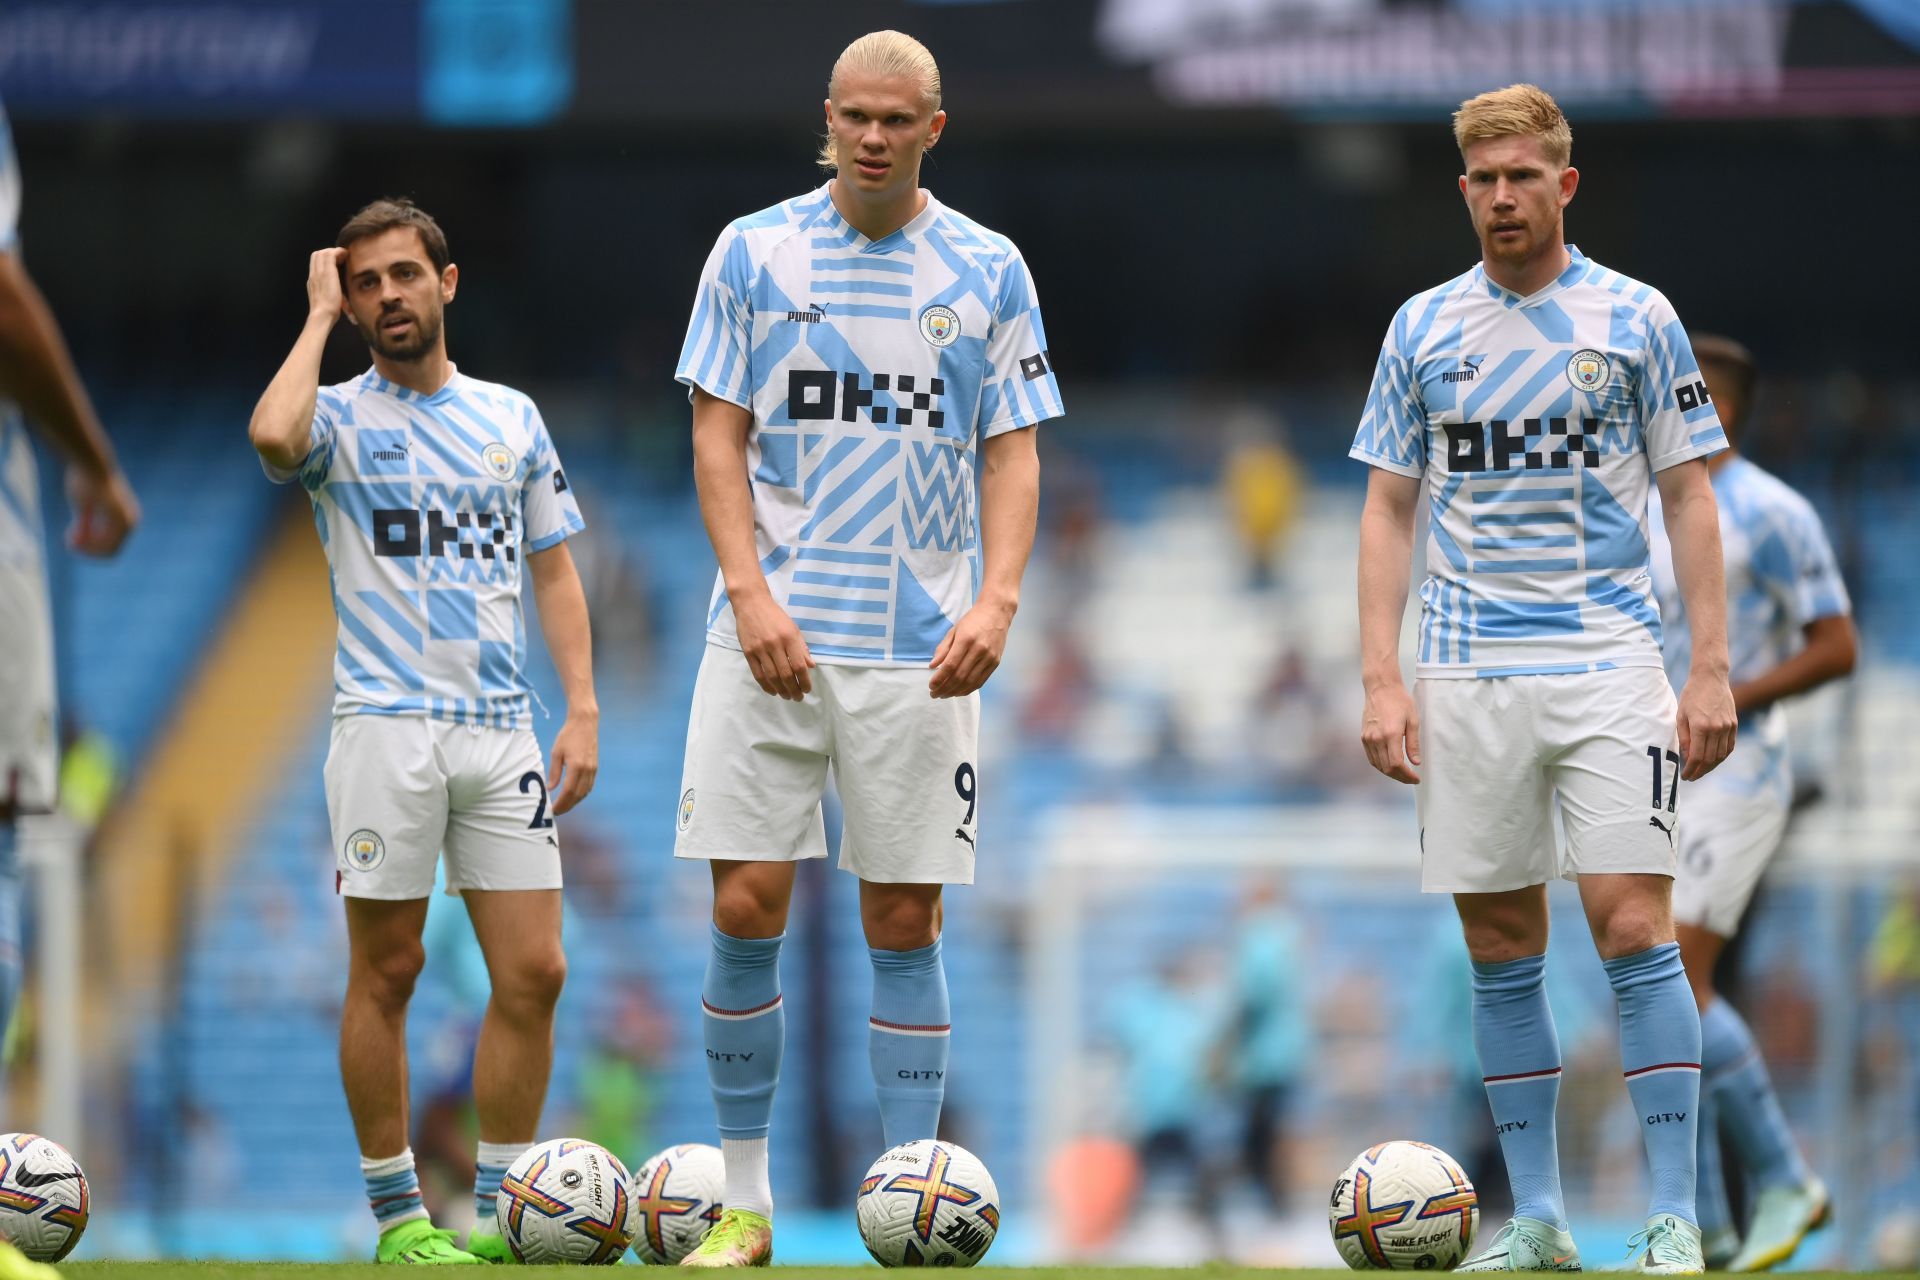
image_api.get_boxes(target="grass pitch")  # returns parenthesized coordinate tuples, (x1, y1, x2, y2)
(55, 1268, 1903, 1280)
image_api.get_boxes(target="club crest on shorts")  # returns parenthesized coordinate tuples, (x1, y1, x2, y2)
(1566, 349, 1611, 392)
(678, 788, 697, 832)
(345, 829, 386, 871)
(481, 441, 518, 481)
(919, 304, 961, 349)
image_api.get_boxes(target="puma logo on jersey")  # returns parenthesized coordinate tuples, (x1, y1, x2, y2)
(953, 828, 975, 848)
(1649, 815, 1674, 845)
(785, 303, 828, 323)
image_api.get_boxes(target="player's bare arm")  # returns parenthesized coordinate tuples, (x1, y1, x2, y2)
(0, 248, 139, 555)
(528, 539, 598, 816)
(690, 386, 814, 701)
(929, 425, 1037, 699)
(1729, 612, 1857, 716)
(1656, 458, 1736, 779)
(1357, 467, 1422, 784)
(249, 247, 348, 472)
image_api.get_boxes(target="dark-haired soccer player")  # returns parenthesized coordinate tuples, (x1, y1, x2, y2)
(250, 199, 597, 1265)
(0, 92, 141, 1280)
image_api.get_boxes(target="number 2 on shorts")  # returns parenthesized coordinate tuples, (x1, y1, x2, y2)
(519, 770, 556, 830)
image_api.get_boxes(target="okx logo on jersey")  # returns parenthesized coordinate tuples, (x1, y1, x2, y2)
(1442, 418, 1616, 474)
(787, 370, 947, 430)
(372, 507, 517, 572)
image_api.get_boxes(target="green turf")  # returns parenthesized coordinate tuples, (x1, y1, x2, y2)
(53, 1268, 1913, 1280)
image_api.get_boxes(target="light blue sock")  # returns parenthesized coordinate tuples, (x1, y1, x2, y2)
(869, 939, 951, 1146)
(0, 826, 20, 1068)
(1701, 996, 1811, 1191)
(1693, 1089, 1734, 1241)
(474, 1141, 525, 1234)
(1605, 942, 1701, 1225)
(362, 1148, 429, 1231)
(702, 925, 785, 1140)
(1471, 952, 1568, 1229)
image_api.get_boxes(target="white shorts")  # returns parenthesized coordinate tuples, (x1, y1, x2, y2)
(325, 715, 563, 900)
(674, 643, 981, 884)
(0, 563, 57, 815)
(1671, 737, 1791, 937)
(1416, 666, 1681, 894)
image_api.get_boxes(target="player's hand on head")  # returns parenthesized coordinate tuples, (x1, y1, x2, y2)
(308, 246, 348, 321)
(1360, 682, 1421, 784)
(64, 464, 140, 557)
(547, 714, 598, 816)
(1676, 676, 1736, 781)
(734, 592, 814, 701)
(928, 603, 1010, 699)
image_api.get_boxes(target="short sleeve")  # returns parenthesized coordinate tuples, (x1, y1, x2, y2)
(978, 252, 1064, 438)
(1349, 314, 1426, 477)
(1640, 296, 1728, 471)
(674, 226, 755, 407)
(1753, 496, 1851, 629)
(260, 390, 342, 490)
(521, 405, 586, 554)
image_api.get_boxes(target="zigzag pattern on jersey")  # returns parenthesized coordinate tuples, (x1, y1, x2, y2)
(1352, 270, 1476, 470)
(905, 442, 970, 552)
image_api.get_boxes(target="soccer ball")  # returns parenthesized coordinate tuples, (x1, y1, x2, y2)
(0, 1133, 89, 1262)
(1329, 1140, 1479, 1270)
(496, 1138, 637, 1264)
(629, 1142, 724, 1264)
(856, 1139, 1000, 1267)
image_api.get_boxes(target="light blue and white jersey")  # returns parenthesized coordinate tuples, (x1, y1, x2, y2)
(0, 102, 46, 574)
(1649, 455, 1849, 766)
(675, 184, 1063, 666)
(264, 368, 585, 727)
(1351, 245, 1727, 679)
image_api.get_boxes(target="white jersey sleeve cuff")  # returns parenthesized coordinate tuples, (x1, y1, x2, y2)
(1649, 434, 1727, 473)
(1348, 446, 1423, 479)
(674, 370, 751, 410)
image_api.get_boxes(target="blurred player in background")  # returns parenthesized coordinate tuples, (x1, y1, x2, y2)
(1648, 335, 1855, 1271)
(0, 97, 141, 1280)
(672, 29, 1058, 1267)
(1352, 84, 1736, 1273)
(249, 199, 597, 1265)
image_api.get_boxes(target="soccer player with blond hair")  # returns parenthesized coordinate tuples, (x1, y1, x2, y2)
(1351, 84, 1735, 1273)
(672, 28, 1059, 1268)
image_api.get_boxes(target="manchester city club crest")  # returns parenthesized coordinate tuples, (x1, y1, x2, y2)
(678, 788, 697, 832)
(345, 829, 386, 871)
(1566, 348, 1612, 392)
(481, 441, 518, 481)
(919, 304, 961, 348)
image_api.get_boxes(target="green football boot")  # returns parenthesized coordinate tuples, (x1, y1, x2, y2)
(377, 1219, 484, 1264)
(0, 1240, 60, 1280)
(466, 1231, 513, 1265)
(679, 1208, 772, 1268)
